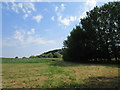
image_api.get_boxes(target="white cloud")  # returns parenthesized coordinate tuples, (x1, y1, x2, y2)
(11, 2, 19, 13)
(33, 15, 43, 23)
(13, 30, 25, 42)
(54, 3, 78, 26)
(55, 3, 66, 12)
(58, 15, 78, 26)
(79, 0, 97, 19)
(18, 3, 23, 8)
(60, 4, 65, 11)
(26, 36, 55, 45)
(86, 0, 97, 9)
(4, 2, 36, 19)
(3, 28, 55, 47)
(27, 28, 35, 35)
(23, 14, 28, 19)
(55, 6, 59, 12)
(24, 3, 36, 12)
(51, 16, 55, 21)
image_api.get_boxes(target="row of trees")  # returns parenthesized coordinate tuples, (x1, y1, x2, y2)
(29, 49, 63, 58)
(63, 2, 120, 63)
(30, 52, 62, 58)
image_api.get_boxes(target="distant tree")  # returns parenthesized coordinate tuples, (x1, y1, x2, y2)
(22, 57, 26, 59)
(54, 52, 62, 58)
(29, 56, 36, 58)
(15, 56, 18, 59)
(48, 53, 53, 58)
(40, 54, 48, 58)
(36, 49, 63, 58)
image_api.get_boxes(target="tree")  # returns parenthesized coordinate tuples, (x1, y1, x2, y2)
(15, 56, 18, 59)
(48, 53, 53, 58)
(54, 52, 62, 58)
(63, 1, 120, 63)
(29, 56, 36, 58)
(22, 57, 26, 59)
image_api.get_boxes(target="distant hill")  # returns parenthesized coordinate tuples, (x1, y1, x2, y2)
(29, 49, 63, 58)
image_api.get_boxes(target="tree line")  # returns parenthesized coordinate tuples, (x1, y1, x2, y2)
(29, 49, 63, 58)
(63, 1, 120, 63)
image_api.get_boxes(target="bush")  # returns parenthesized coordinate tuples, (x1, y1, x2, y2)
(29, 56, 36, 58)
(15, 56, 18, 59)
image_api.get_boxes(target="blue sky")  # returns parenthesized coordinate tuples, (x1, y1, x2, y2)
(1, 0, 117, 58)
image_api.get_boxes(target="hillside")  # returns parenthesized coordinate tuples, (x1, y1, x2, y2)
(29, 49, 63, 58)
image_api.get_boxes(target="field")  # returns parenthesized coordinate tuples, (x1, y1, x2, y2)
(1, 58, 120, 88)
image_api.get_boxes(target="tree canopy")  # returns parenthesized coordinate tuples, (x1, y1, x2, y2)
(63, 1, 120, 63)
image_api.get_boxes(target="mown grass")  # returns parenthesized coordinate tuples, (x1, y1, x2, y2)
(2, 58, 120, 88)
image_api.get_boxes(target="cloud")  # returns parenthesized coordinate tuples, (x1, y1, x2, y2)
(55, 6, 59, 12)
(60, 4, 65, 11)
(11, 2, 19, 13)
(26, 36, 55, 45)
(2, 39, 17, 47)
(27, 28, 35, 35)
(13, 28, 35, 42)
(33, 15, 43, 23)
(86, 0, 97, 9)
(51, 16, 55, 21)
(3, 28, 55, 47)
(54, 3, 78, 26)
(79, 0, 97, 19)
(55, 3, 66, 12)
(13, 30, 25, 42)
(58, 15, 78, 26)
(3, 2, 36, 19)
(23, 14, 28, 19)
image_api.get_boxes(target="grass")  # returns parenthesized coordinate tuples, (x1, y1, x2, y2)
(2, 58, 120, 88)
(1, 58, 62, 63)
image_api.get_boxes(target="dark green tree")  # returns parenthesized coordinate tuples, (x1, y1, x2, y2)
(15, 56, 18, 59)
(63, 1, 120, 63)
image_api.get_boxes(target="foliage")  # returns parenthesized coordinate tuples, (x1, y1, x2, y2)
(29, 56, 37, 58)
(15, 56, 18, 59)
(22, 57, 26, 59)
(54, 52, 63, 58)
(35, 49, 63, 58)
(48, 53, 53, 58)
(63, 1, 120, 63)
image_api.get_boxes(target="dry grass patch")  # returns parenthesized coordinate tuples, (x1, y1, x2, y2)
(2, 59, 119, 88)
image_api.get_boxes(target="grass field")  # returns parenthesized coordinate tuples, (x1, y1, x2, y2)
(2, 58, 120, 88)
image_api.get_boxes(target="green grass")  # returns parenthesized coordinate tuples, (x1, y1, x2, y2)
(2, 58, 120, 88)
(1, 58, 62, 63)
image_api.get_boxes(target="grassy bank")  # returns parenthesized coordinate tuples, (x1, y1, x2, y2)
(2, 58, 120, 88)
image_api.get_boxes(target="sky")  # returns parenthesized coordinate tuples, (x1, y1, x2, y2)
(1, 0, 118, 58)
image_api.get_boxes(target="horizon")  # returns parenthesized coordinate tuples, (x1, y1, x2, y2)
(1, 0, 117, 58)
